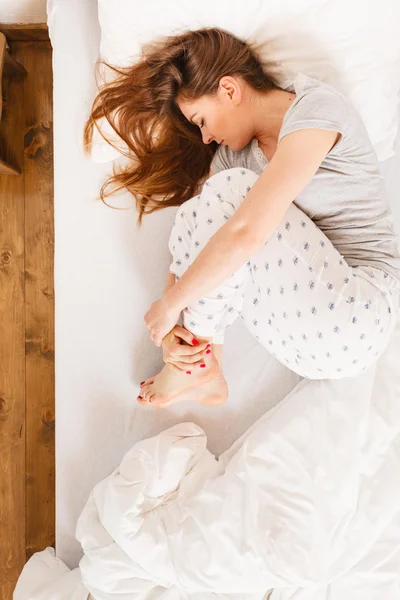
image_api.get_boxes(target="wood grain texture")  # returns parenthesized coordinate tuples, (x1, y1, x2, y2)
(0, 24, 49, 42)
(0, 37, 25, 175)
(0, 39, 54, 599)
(0, 32, 26, 175)
(0, 161, 20, 175)
(0, 43, 26, 600)
(22, 40, 55, 561)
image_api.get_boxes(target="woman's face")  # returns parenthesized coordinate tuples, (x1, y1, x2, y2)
(176, 76, 253, 152)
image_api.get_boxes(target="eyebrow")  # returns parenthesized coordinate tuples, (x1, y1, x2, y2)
(189, 112, 198, 124)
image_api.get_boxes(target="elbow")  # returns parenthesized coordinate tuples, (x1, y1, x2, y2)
(229, 221, 266, 251)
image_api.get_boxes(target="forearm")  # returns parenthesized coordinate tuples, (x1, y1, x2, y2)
(163, 271, 176, 294)
(165, 223, 260, 311)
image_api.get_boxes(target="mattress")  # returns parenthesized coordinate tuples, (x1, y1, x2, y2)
(47, 0, 400, 571)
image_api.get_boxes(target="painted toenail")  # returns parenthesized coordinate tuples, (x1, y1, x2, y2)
(206, 344, 211, 348)
(140, 381, 145, 385)
(206, 349, 211, 354)
(200, 363, 206, 368)
(186, 371, 191, 374)
(192, 338, 199, 346)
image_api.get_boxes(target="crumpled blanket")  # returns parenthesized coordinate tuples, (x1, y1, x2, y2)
(15, 322, 400, 600)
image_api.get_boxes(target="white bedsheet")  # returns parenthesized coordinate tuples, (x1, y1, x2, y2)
(48, 0, 302, 569)
(32, 0, 400, 595)
(14, 314, 400, 599)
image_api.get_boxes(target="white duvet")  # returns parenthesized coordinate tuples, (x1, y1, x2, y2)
(15, 320, 400, 600)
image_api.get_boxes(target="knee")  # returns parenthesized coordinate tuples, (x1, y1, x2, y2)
(202, 167, 260, 213)
(168, 196, 200, 262)
(206, 167, 259, 188)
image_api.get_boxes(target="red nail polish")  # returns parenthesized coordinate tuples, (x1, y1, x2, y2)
(186, 371, 191, 375)
(192, 338, 199, 346)
(140, 381, 145, 385)
(206, 349, 211, 354)
(200, 363, 206, 368)
(206, 344, 211, 348)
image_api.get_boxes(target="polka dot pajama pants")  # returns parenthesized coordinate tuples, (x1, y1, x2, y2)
(168, 168, 400, 379)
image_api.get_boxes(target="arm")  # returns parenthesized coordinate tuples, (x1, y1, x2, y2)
(163, 169, 214, 301)
(164, 270, 176, 294)
(165, 128, 340, 312)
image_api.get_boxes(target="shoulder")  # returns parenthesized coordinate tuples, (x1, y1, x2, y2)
(293, 74, 349, 116)
(295, 73, 348, 103)
(279, 74, 351, 146)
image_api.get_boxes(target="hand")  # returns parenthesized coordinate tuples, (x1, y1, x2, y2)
(144, 296, 181, 347)
(162, 326, 209, 371)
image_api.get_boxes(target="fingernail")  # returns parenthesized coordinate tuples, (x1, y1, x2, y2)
(192, 338, 199, 346)
(186, 371, 191, 375)
(206, 344, 211, 348)
(200, 363, 206, 368)
(140, 381, 145, 385)
(206, 349, 211, 354)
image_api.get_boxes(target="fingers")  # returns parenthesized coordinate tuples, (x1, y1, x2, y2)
(151, 333, 162, 347)
(172, 326, 212, 349)
(166, 358, 205, 371)
(172, 325, 199, 345)
(170, 342, 209, 356)
(172, 349, 210, 363)
(164, 344, 210, 368)
(165, 345, 211, 370)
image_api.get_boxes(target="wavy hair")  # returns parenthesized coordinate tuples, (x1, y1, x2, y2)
(83, 27, 279, 225)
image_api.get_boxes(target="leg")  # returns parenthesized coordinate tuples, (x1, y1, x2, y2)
(241, 199, 400, 379)
(138, 331, 225, 407)
(139, 168, 258, 405)
(167, 169, 257, 344)
(138, 342, 228, 408)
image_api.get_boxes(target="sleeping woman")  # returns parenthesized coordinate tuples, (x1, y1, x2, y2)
(83, 27, 400, 408)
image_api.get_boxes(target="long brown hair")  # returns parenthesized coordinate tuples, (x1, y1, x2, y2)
(83, 27, 279, 225)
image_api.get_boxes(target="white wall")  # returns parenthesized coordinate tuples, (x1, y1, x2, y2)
(0, 0, 47, 23)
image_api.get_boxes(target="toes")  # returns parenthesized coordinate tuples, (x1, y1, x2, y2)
(141, 385, 153, 399)
(141, 379, 154, 388)
(137, 392, 163, 408)
(137, 395, 151, 406)
(137, 385, 152, 402)
(137, 392, 172, 409)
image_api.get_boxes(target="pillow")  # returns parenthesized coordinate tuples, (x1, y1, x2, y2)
(94, 0, 400, 163)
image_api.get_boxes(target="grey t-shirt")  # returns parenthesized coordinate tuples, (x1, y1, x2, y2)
(211, 72, 400, 281)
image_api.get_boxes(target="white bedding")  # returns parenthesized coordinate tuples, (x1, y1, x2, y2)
(48, 0, 302, 570)
(17, 0, 399, 597)
(96, 0, 400, 162)
(15, 316, 400, 599)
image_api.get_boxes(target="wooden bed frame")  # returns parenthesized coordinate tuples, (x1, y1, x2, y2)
(0, 23, 54, 600)
(0, 31, 27, 174)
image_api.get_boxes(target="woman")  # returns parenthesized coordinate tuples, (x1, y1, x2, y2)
(84, 27, 400, 408)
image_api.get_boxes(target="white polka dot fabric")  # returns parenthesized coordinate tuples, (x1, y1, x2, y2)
(169, 168, 400, 379)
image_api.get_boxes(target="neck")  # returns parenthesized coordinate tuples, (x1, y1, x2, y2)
(250, 88, 296, 145)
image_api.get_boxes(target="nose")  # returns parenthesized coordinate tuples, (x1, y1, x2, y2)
(201, 129, 213, 145)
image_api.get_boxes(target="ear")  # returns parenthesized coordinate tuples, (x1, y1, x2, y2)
(218, 75, 242, 105)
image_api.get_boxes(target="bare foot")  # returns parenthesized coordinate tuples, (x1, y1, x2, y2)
(137, 370, 228, 408)
(137, 352, 221, 407)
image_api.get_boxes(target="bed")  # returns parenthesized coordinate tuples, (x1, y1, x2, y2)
(14, 0, 400, 598)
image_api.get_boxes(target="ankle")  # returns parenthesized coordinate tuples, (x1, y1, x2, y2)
(210, 343, 223, 367)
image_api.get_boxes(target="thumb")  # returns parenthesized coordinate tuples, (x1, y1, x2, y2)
(172, 325, 200, 346)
